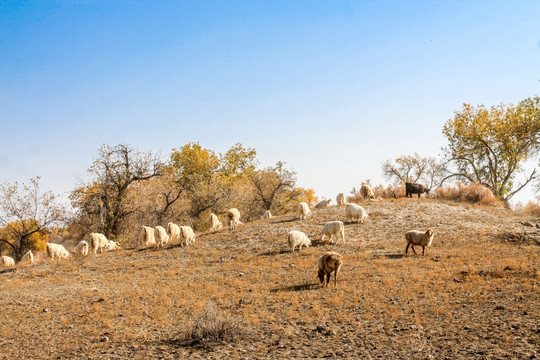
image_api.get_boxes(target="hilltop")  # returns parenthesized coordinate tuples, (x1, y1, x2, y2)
(1, 199, 539, 359)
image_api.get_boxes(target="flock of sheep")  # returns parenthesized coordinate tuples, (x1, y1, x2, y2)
(0, 184, 435, 288)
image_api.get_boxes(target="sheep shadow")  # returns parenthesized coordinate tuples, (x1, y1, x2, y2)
(270, 283, 320, 293)
(271, 217, 298, 224)
(258, 249, 291, 256)
(372, 253, 405, 260)
(0, 268, 16, 274)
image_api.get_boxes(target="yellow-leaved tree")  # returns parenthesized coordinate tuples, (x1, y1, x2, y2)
(442, 96, 540, 204)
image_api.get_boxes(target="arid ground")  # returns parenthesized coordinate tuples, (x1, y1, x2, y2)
(1, 198, 539, 359)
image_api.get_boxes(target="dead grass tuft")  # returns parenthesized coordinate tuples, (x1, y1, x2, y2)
(181, 302, 249, 348)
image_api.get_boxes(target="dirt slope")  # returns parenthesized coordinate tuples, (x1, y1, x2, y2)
(1, 199, 538, 359)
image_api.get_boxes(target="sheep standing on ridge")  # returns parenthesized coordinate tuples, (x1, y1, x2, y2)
(226, 208, 242, 230)
(1, 255, 15, 267)
(90, 233, 110, 254)
(345, 203, 368, 224)
(74, 241, 89, 256)
(297, 202, 312, 220)
(142, 226, 157, 248)
(360, 184, 375, 200)
(208, 214, 223, 232)
(336, 193, 346, 206)
(21, 250, 34, 264)
(180, 226, 196, 246)
(167, 222, 181, 243)
(46, 243, 70, 261)
(317, 251, 344, 288)
(315, 199, 332, 209)
(287, 230, 312, 252)
(320, 221, 346, 244)
(404, 229, 435, 256)
(261, 210, 273, 219)
(155, 226, 170, 248)
(405, 182, 429, 198)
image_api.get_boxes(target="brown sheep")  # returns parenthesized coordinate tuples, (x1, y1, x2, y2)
(404, 229, 434, 256)
(317, 251, 344, 287)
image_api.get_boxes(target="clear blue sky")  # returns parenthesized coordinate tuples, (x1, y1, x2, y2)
(1, 1, 539, 205)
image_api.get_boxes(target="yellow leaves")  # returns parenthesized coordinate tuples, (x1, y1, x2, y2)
(0, 220, 49, 251)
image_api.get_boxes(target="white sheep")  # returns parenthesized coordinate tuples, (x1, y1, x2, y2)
(155, 226, 170, 247)
(90, 233, 110, 254)
(287, 230, 312, 252)
(317, 251, 344, 288)
(167, 222, 181, 243)
(360, 184, 375, 200)
(345, 203, 368, 224)
(1, 255, 15, 267)
(106, 239, 121, 251)
(74, 240, 89, 257)
(180, 226, 196, 246)
(21, 250, 34, 264)
(336, 193, 346, 206)
(226, 208, 242, 230)
(404, 229, 435, 256)
(297, 202, 312, 220)
(320, 221, 345, 244)
(208, 214, 223, 232)
(314, 199, 332, 209)
(261, 210, 273, 219)
(46, 243, 70, 261)
(142, 226, 157, 248)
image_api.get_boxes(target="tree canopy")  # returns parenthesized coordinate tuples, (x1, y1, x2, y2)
(442, 96, 540, 202)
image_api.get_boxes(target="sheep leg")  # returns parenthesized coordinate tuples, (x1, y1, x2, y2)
(422, 246, 425, 256)
(405, 243, 410, 255)
(325, 273, 331, 287)
(411, 246, 417, 255)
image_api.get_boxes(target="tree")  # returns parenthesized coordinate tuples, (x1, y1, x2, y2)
(0, 177, 67, 261)
(382, 153, 449, 189)
(70, 144, 163, 238)
(442, 96, 540, 203)
(248, 161, 298, 213)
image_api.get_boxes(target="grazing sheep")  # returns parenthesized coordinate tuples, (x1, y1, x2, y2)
(46, 243, 70, 261)
(180, 226, 196, 246)
(106, 240, 121, 251)
(320, 221, 346, 244)
(345, 203, 368, 224)
(405, 182, 429, 198)
(167, 222, 181, 243)
(90, 233, 110, 254)
(287, 230, 312, 252)
(315, 199, 332, 209)
(142, 226, 157, 248)
(21, 250, 34, 264)
(74, 241, 89, 257)
(1, 255, 15, 267)
(297, 202, 312, 220)
(261, 210, 273, 219)
(317, 251, 344, 288)
(404, 229, 435, 256)
(208, 213, 223, 232)
(155, 226, 170, 247)
(336, 193, 346, 206)
(360, 184, 375, 200)
(226, 208, 242, 230)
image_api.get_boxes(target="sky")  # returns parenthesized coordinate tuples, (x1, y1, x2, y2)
(1, 1, 539, 206)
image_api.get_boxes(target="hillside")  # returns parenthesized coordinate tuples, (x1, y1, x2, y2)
(1, 199, 539, 359)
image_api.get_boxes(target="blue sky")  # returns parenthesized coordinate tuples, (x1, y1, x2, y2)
(1, 1, 539, 205)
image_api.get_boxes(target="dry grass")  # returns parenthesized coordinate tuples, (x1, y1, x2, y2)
(0, 198, 538, 359)
(434, 182, 503, 207)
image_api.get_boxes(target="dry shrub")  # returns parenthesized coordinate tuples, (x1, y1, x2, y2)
(434, 182, 502, 207)
(183, 302, 248, 347)
(521, 201, 540, 215)
(349, 184, 404, 202)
